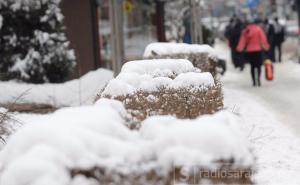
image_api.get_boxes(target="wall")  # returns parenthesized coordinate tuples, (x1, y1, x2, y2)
(61, 0, 101, 78)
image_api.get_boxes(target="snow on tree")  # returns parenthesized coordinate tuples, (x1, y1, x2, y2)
(164, 0, 214, 45)
(164, 0, 189, 42)
(0, 0, 75, 83)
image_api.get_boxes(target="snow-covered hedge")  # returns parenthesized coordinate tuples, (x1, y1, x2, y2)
(144, 43, 219, 77)
(0, 99, 254, 185)
(99, 59, 223, 122)
(0, 0, 75, 83)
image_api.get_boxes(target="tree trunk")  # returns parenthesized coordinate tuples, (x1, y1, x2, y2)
(155, 0, 166, 42)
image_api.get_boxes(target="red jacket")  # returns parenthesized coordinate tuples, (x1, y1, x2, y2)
(237, 24, 270, 52)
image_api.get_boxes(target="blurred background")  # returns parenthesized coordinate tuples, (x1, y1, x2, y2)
(0, 0, 299, 79)
(86, 0, 298, 75)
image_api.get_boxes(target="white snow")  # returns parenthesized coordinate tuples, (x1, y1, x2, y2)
(224, 87, 300, 185)
(0, 68, 113, 107)
(102, 59, 214, 97)
(140, 112, 254, 169)
(0, 99, 139, 185)
(143, 42, 218, 59)
(0, 100, 253, 185)
(0, 108, 22, 149)
(121, 59, 199, 76)
(170, 72, 215, 89)
(215, 39, 300, 185)
(102, 72, 214, 97)
(0, 38, 298, 185)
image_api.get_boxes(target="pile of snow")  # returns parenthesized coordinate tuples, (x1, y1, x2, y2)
(121, 59, 198, 76)
(102, 59, 215, 97)
(0, 68, 113, 107)
(140, 112, 254, 169)
(0, 99, 254, 185)
(143, 42, 218, 59)
(0, 99, 137, 185)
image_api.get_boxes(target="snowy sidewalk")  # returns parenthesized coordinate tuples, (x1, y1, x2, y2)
(223, 61, 300, 135)
(224, 87, 300, 185)
(217, 41, 300, 185)
(216, 40, 300, 135)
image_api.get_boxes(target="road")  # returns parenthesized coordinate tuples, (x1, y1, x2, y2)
(216, 40, 300, 135)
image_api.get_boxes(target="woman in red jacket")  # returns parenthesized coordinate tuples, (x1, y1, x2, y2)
(237, 21, 269, 86)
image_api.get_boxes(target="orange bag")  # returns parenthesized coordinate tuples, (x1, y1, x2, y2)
(264, 59, 273, 81)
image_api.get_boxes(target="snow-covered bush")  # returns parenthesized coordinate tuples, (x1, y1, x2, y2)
(0, 0, 75, 83)
(99, 59, 223, 123)
(164, 0, 215, 45)
(144, 43, 219, 77)
(0, 103, 254, 185)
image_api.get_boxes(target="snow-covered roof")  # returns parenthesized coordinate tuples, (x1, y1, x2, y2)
(102, 59, 215, 97)
(143, 42, 219, 59)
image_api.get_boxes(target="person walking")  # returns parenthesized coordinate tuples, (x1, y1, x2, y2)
(225, 18, 238, 68)
(263, 18, 276, 61)
(230, 18, 245, 71)
(273, 17, 285, 63)
(237, 20, 270, 87)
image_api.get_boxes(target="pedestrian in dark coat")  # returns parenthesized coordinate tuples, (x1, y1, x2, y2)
(263, 19, 275, 61)
(229, 18, 245, 71)
(225, 18, 237, 67)
(273, 17, 285, 62)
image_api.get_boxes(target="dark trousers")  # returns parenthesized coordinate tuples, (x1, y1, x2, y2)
(245, 52, 263, 86)
(231, 50, 237, 68)
(267, 44, 275, 61)
(274, 43, 282, 62)
(231, 50, 245, 70)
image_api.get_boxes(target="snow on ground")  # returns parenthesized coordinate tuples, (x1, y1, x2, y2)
(0, 99, 253, 185)
(1, 39, 299, 185)
(0, 69, 113, 107)
(216, 40, 300, 185)
(216, 39, 300, 135)
(0, 58, 245, 185)
(224, 88, 300, 185)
